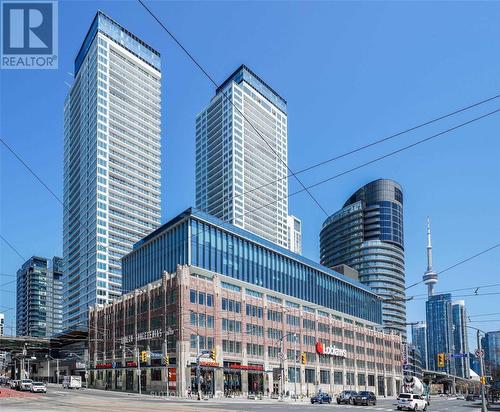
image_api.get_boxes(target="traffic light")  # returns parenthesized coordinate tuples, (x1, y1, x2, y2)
(164, 354, 169, 365)
(141, 351, 148, 363)
(480, 376, 486, 385)
(300, 352, 307, 365)
(437, 353, 445, 368)
(210, 348, 217, 361)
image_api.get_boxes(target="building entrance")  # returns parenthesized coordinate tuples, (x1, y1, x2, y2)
(190, 367, 215, 397)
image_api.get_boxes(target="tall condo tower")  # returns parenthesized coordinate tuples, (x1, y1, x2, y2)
(63, 12, 161, 331)
(195, 65, 289, 248)
(320, 179, 406, 338)
(422, 218, 438, 297)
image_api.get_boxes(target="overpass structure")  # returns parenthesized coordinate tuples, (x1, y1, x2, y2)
(423, 369, 479, 394)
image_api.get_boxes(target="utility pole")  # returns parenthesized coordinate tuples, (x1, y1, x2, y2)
(196, 335, 201, 400)
(56, 358, 59, 384)
(136, 348, 142, 395)
(477, 330, 487, 412)
(294, 333, 297, 402)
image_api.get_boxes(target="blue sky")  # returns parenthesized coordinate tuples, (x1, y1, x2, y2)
(1, 1, 500, 347)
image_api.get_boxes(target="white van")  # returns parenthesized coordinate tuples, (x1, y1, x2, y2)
(62, 376, 82, 389)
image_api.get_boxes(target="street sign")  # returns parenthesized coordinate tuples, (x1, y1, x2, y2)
(450, 353, 468, 359)
(475, 349, 484, 358)
(278, 352, 285, 361)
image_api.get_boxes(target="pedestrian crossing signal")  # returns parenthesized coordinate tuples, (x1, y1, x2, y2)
(437, 353, 445, 368)
(164, 355, 169, 365)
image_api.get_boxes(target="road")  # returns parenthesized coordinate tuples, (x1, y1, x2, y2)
(0, 386, 483, 412)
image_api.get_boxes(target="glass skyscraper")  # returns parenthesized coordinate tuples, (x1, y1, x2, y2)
(452, 300, 469, 378)
(483, 331, 500, 377)
(411, 322, 428, 370)
(16, 256, 63, 337)
(63, 11, 161, 331)
(426, 293, 455, 375)
(319, 179, 406, 337)
(195, 65, 289, 248)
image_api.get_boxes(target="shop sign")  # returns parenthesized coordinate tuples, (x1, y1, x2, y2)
(168, 367, 176, 382)
(402, 343, 408, 365)
(126, 361, 137, 367)
(76, 362, 86, 369)
(149, 352, 163, 359)
(229, 364, 264, 371)
(316, 341, 347, 358)
(122, 328, 163, 344)
(96, 363, 113, 369)
(199, 361, 219, 368)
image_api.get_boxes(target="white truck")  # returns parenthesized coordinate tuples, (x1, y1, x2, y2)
(397, 376, 429, 411)
(62, 375, 82, 389)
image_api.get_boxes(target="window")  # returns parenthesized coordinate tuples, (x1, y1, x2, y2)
(357, 373, 366, 386)
(267, 309, 282, 323)
(305, 369, 315, 384)
(320, 370, 330, 384)
(190, 290, 196, 304)
(286, 314, 300, 327)
(346, 372, 355, 385)
(303, 318, 316, 330)
(288, 366, 299, 383)
(198, 292, 206, 305)
(334, 371, 343, 385)
(207, 294, 213, 307)
(222, 318, 241, 333)
(246, 304, 263, 318)
(222, 298, 241, 313)
(151, 369, 161, 381)
(368, 374, 375, 386)
(222, 339, 241, 353)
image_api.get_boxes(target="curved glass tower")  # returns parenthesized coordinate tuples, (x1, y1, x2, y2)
(320, 179, 406, 337)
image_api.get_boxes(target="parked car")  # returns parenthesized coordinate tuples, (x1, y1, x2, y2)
(353, 391, 376, 406)
(310, 392, 332, 404)
(336, 390, 358, 404)
(456, 394, 465, 400)
(466, 394, 478, 401)
(397, 393, 428, 411)
(9, 380, 18, 389)
(31, 382, 47, 393)
(19, 379, 33, 391)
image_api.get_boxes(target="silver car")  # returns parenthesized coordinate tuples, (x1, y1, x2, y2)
(20, 379, 33, 391)
(31, 382, 47, 393)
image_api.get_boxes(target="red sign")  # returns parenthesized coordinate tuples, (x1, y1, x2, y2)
(200, 362, 219, 368)
(316, 342, 324, 354)
(229, 364, 263, 371)
(96, 363, 112, 369)
(168, 367, 176, 382)
(126, 361, 137, 367)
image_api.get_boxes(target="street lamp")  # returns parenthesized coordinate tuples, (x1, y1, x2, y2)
(466, 326, 488, 412)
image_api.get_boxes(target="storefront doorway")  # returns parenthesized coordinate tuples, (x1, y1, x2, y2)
(126, 370, 134, 391)
(190, 368, 215, 397)
(223, 362, 241, 397)
(377, 376, 385, 396)
(248, 371, 264, 395)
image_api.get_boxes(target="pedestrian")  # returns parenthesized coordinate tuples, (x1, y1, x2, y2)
(187, 387, 192, 398)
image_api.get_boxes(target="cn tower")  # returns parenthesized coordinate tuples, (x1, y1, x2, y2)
(422, 217, 438, 296)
